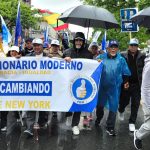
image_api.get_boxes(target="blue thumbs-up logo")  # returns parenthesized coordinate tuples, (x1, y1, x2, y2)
(70, 76, 97, 104)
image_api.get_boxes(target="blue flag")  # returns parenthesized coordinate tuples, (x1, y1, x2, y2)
(101, 31, 107, 52)
(0, 15, 12, 46)
(14, 2, 22, 46)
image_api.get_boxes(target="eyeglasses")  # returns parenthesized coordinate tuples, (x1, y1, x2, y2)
(130, 44, 138, 47)
(110, 45, 118, 48)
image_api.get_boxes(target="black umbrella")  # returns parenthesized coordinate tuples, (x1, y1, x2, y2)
(58, 5, 119, 29)
(131, 7, 150, 28)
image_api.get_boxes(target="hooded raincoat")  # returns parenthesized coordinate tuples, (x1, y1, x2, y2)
(97, 52, 131, 112)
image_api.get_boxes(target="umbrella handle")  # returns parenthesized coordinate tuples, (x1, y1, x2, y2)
(86, 20, 91, 41)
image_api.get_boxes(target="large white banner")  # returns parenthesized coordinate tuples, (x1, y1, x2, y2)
(0, 57, 103, 112)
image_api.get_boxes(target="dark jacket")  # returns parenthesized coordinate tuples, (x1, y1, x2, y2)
(63, 47, 93, 59)
(62, 39, 69, 50)
(121, 50, 146, 86)
(63, 32, 93, 59)
(22, 47, 34, 56)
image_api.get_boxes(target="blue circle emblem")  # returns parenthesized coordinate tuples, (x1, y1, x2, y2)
(70, 76, 97, 104)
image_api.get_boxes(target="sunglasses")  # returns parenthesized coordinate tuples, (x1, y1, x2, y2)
(75, 39, 83, 42)
(130, 44, 138, 47)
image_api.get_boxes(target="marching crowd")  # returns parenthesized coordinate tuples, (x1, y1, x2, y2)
(0, 31, 150, 150)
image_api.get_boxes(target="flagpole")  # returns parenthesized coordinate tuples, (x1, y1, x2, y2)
(87, 20, 90, 41)
(14, 1, 22, 47)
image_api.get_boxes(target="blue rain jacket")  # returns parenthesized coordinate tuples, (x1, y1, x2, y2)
(97, 53, 131, 112)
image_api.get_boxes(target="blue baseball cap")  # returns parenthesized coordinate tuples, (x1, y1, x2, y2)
(108, 40, 119, 47)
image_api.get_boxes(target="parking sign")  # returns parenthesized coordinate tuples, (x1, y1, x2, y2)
(120, 8, 139, 32)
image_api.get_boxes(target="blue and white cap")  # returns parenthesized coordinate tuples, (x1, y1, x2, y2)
(108, 40, 119, 47)
(129, 38, 139, 45)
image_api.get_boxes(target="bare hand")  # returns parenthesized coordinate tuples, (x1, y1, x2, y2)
(48, 54, 53, 58)
(124, 82, 129, 89)
(64, 57, 71, 62)
(15, 54, 21, 59)
(97, 59, 102, 62)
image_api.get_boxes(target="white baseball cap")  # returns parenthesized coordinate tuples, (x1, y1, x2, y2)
(51, 39, 60, 46)
(88, 42, 99, 51)
(32, 38, 43, 45)
(129, 38, 139, 45)
(9, 46, 19, 53)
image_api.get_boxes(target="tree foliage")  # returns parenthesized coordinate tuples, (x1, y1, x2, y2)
(82, 0, 150, 50)
(0, 0, 39, 32)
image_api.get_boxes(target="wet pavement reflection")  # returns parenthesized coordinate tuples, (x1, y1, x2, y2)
(0, 107, 149, 150)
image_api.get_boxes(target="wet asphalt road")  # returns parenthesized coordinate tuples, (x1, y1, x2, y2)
(0, 106, 149, 150)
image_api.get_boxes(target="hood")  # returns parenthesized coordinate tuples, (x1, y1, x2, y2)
(73, 32, 85, 50)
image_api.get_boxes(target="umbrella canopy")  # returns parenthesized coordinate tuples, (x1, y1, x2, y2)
(59, 5, 119, 29)
(131, 7, 150, 28)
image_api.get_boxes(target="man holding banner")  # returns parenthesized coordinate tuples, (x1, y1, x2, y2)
(0, 37, 102, 138)
(24, 38, 48, 137)
(63, 32, 93, 135)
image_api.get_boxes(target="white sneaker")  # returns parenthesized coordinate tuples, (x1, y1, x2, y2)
(22, 111, 27, 118)
(66, 116, 72, 127)
(24, 129, 33, 136)
(118, 112, 124, 121)
(72, 126, 80, 135)
(129, 124, 135, 132)
(1, 126, 7, 132)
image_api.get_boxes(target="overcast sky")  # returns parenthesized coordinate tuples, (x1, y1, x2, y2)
(32, 0, 82, 13)
(31, 0, 93, 39)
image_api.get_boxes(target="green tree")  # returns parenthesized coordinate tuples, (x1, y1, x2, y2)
(0, 0, 39, 33)
(82, 0, 150, 50)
